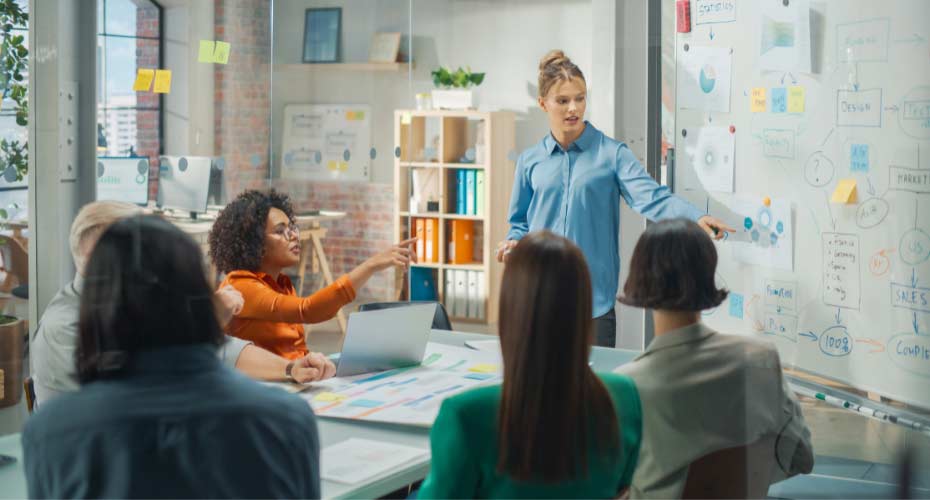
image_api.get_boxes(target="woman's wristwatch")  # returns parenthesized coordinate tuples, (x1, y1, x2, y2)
(285, 360, 298, 383)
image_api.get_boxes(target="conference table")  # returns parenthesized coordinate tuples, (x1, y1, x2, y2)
(0, 330, 914, 498)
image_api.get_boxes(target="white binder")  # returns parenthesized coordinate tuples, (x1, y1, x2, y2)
(454, 270, 468, 317)
(476, 271, 486, 319)
(466, 271, 479, 318)
(444, 271, 456, 317)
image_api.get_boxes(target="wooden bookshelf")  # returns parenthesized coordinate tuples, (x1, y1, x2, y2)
(393, 110, 516, 324)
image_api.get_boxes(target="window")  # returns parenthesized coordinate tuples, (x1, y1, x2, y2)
(96, 0, 162, 163)
(0, 0, 28, 200)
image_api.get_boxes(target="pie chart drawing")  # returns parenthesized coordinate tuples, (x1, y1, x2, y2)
(699, 64, 717, 94)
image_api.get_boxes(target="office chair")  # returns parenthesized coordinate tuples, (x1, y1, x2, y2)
(358, 301, 453, 331)
(681, 434, 776, 499)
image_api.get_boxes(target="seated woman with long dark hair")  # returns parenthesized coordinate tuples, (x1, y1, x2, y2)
(209, 190, 416, 359)
(23, 216, 323, 499)
(418, 231, 642, 498)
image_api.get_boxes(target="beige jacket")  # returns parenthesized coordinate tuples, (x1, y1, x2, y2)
(615, 322, 814, 499)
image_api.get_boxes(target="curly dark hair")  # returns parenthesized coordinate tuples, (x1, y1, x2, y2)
(208, 189, 296, 274)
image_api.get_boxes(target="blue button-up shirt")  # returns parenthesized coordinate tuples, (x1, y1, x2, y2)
(507, 122, 704, 317)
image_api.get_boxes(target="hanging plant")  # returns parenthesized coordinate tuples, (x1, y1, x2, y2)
(0, 0, 28, 182)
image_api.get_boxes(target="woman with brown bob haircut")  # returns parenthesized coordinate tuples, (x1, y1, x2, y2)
(615, 218, 813, 498)
(418, 230, 642, 499)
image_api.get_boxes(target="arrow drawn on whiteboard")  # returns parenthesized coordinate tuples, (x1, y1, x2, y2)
(913, 268, 919, 288)
(799, 331, 818, 341)
(835, 308, 842, 325)
(866, 176, 876, 196)
(820, 128, 834, 147)
(709, 25, 715, 40)
(855, 338, 885, 353)
(893, 33, 927, 45)
(915, 312, 920, 335)
(824, 191, 837, 230)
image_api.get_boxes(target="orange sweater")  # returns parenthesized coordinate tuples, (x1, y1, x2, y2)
(220, 270, 356, 360)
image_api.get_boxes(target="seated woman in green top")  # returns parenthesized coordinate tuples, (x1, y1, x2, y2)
(418, 230, 642, 499)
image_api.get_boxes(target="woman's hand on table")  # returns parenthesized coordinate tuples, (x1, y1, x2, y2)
(291, 352, 336, 383)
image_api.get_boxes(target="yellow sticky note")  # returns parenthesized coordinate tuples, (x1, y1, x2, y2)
(213, 41, 231, 64)
(314, 392, 347, 402)
(153, 69, 172, 94)
(788, 86, 805, 113)
(346, 111, 366, 121)
(338, 161, 349, 171)
(198, 40, 215, 63)
(327, 160, 339, 171)
(468, 363, 498, 374)
(831, 179, 858, 204)
(750, 87, 767, 112)
(132, 68, 155, 92)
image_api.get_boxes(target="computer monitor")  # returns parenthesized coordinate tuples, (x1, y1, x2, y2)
(96, 157, 150, 206)
(156, 155, 212, 219)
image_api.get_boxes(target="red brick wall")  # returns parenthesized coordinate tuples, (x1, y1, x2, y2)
(214, 0, 272, 195)
(214, 0, 395, 305)
(135, 6, 161, 201)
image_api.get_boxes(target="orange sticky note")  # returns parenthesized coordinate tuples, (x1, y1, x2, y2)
(788, 86, 805, 113)
(751, 88, 767, 112)
(153, 69, 172, 94)
(213, 41, 231, 64)
(132, 69, 155, 92)
(831, 179, 858, 204)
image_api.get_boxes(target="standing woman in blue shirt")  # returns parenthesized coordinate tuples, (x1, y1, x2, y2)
(498, 50, 734, 347)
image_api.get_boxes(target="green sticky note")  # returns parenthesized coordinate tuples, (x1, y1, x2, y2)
(213, 41, 231, 64)
(198, 40, 215, 63)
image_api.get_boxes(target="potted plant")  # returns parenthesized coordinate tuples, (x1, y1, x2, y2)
(430, 66, 485, 110)
(0, 0, 28, 409)
(0, 313, 24, 407)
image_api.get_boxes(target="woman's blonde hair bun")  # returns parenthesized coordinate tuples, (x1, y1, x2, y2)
(537, 50, 585, 98)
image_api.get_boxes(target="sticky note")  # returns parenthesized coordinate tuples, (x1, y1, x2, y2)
(750, 88, 766, 112)
(465, 373, 495, 381)
(729, 293, 744, 319)
(831, 178, 858, 204)
(153, 69, 172, 94)
(346, 111, 366, 121)
(348, 399, 384, 408)
(198, 40, 215, 63)
(468, 363, 498, 374)
(850, 144, 869, 172)
(213, 41, 231, 64)
(770, 87, 787, 113)
(788, 86, 805, 113)
(314, 392, 347, 402)
(132, 68, 155, 92)
(327, 160, 339, 171)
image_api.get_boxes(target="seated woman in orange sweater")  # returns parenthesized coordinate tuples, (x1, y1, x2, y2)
(208, 190, 416, 359)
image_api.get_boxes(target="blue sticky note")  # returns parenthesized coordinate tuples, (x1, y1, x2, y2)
(348, 399, 383, 408)
(770, 88, 787, 113)
(729, 293, 744, 319)
(464, 373, 494, 381)
(850, 144, 869, 172)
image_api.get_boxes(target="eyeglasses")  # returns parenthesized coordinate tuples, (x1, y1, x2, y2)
(270, 223, 300, 238)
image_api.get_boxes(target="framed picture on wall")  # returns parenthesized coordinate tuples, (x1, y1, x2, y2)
(368, 32, 401, 63)
(302, 8, 341, 63)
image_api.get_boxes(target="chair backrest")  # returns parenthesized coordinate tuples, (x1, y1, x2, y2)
(357, 301, 453, 331)
(23, 376, 35, 413)
(681, 434, 777, 499)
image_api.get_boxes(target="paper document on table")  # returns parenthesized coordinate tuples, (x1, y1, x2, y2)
(321, 438, 428, 485)
(302, 343, 502, 427)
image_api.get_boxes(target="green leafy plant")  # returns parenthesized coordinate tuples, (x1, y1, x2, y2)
(431, 66, 485, 89)
(0, 0, 28, 182)
(0, 313, 17, 325)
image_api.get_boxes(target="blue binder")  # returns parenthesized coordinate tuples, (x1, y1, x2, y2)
(410, 267, 437, 300)
(465, 170, 476, 215)
(456, 170, 467, 214)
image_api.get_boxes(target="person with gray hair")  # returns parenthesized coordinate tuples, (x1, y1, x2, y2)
(31, 200, 334, 405)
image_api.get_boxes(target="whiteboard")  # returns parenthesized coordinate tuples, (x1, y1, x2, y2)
(672, 0, 930, 409)
(281, 104, 371, 181)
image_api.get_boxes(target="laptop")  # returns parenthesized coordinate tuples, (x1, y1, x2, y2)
(334, 303, 437, 377)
